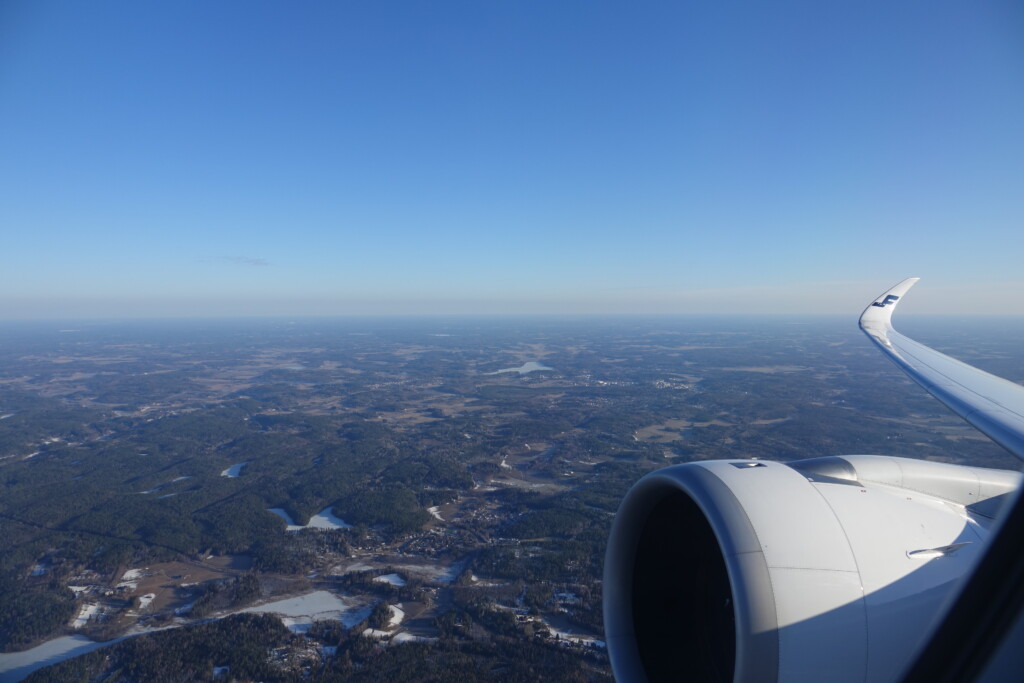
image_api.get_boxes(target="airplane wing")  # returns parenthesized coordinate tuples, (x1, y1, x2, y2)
(605, 279, 1024, 683)
(860, 278, 1024, 461)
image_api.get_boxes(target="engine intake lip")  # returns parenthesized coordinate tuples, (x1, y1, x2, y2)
(604, 464, 779, 683)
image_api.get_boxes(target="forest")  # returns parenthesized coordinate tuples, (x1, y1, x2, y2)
(1, 315, 1019, 679)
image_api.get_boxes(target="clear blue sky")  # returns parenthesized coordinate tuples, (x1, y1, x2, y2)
(2, 1, 1022, 318)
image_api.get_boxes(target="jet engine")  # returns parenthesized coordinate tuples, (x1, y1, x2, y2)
(603, 455, 1018, 683)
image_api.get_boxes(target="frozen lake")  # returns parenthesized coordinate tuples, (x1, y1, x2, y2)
(0, 635, 122, 682)
(486, 361, 554, 375)
(242, 591, 371, 632)
(220, 462, 248, 478)
(0, 591, 368, 680)
(373, 573, 406, 587)
(267, 507, 351, 531)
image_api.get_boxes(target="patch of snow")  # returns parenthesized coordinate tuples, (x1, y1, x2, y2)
(220, 462, 248, 478)
(500, 457, 511, 470)
(30, 563, 49, 577)
(157, 493, 178, 499)
(213, 665, 230, 678)
(540, 619, 606, 648)
(373, 574, 406, 587)
(136, 594, 156, 611)
(427, 506, 443, 521)
(171, 476, 190, 482)
(362, 628, 391, 639)
(392, 632, 436, 644)
(68, 586, 90, 595)
(174, 602, 194, 616)
(467, 573, 505, 588)
(0, 413, 14, 420)
(24, 452, 41, 459)
(72, 603, 101, 629)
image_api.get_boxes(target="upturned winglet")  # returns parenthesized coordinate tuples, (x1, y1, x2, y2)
(860, 279, 1024, 461)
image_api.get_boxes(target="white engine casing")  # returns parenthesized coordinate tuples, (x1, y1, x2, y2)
(603, 455, 1018, 683)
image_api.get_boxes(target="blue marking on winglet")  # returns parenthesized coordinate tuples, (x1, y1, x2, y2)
(871, 294, 900, 308)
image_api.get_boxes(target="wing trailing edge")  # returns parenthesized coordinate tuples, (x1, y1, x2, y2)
(859, 278, 1024, 461)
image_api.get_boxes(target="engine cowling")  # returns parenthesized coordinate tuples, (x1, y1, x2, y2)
(603, 455, 1018, 683)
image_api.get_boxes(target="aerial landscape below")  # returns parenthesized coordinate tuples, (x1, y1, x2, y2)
(0, 314, 1020, 681)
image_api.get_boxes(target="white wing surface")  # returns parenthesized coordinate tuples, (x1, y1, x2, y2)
(860, 278, 1024, 460)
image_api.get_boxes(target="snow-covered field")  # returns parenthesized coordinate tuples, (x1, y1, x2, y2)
(540, 617, 606, 649)
(117, 568, 147, 590)
(220, 462, 248, 478)
(242, 591, 371, 632)
(267, 507, 351, 532)
(392, 632, 435, 643)
(373, 573, 406, 587)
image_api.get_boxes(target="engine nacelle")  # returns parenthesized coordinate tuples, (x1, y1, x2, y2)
(603, 456, 1018, 683)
